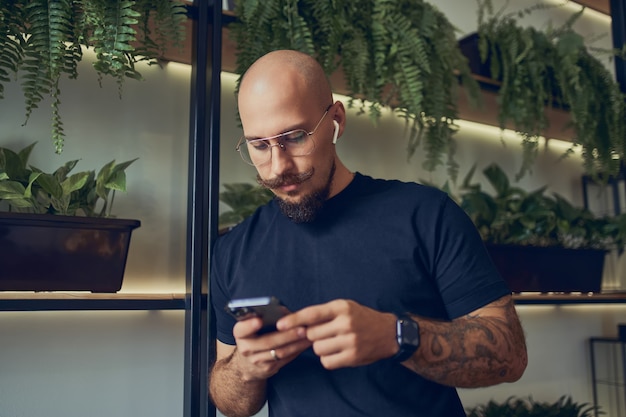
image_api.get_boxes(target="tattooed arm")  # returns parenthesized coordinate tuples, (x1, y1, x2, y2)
(277, 294, 527, 388)
(403, 294, 528, 387)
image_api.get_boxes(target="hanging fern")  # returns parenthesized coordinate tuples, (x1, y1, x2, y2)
(132, 0, 188, 64)
(477, 0, 626, 179)
(82, 0, 143, 87)
(559, 48, 625, 177)
(477, 9, 558, 179)
(20, 0, 80, 153)
(1, 0, 187, 154)
(0, 0, 25, 100)
(230, 0, 479, 181)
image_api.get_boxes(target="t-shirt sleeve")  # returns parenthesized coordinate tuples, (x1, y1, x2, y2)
(430, 195, 511, 319)
(210, 237, 237, 346)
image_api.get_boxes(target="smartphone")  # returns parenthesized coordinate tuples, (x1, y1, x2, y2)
(226, 296, 289, 334)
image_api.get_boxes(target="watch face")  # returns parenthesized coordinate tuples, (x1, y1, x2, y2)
(394, 316, 420, 362)
(400, 317, 420, 347)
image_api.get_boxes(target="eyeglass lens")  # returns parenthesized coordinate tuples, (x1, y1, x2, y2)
(239, 129, 315, 166)
(237, 107, 331, 166)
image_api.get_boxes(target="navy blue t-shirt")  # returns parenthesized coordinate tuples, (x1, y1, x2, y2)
(211, 173, 510, 417)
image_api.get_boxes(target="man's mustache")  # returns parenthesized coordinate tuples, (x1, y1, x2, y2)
(257, 169, 314, 189)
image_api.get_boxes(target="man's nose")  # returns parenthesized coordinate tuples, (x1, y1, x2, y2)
(269, 143, 294, 175)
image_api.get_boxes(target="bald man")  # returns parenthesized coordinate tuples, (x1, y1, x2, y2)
(209, 50, 527, 417)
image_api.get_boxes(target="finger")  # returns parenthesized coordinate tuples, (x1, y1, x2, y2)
(242, 337, 311, 374)
(277, 302, 338, 330)
(271, 338, 313, 362)
(236, 326, 309, 360)
(305, 312, 353, 342)
(311, 335, 365, 370)
(233, 317, 264, 338)
(318, 350, 352, 370)
(310, 335, 343, 357)
(240, 350, 283, 377)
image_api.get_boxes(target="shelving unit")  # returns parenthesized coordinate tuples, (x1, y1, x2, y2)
(0, 293, 188, 311)
(514, 293, 626, 305)
(2, 292, 626, 312)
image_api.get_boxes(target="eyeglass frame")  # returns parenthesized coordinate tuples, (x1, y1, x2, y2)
(235, 104, 333, 167)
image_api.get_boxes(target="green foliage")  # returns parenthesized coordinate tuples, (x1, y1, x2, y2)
(219, 182, 274, 228)
(81, 0, 143, 85)
(0, 0, 187, 154)
(457, 163, 626, 251)
(476, 0, 626, 180)
(466, 395, 600, 417)
(229, 0, 480, 181)
(0, 142, 137, 217)
(0, 0, 26, 100)
(133, 0, 188, 61)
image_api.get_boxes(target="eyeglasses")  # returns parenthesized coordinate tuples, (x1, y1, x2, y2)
(236, 105, 332, 167)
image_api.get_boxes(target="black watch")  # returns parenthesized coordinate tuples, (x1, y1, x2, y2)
(392, 314, 420, 362)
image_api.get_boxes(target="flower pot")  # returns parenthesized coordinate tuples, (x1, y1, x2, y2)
(0, 212, 140, 292)
(485, 244, 606, 293)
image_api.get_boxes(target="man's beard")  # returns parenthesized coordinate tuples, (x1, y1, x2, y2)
(257, 162, 335, 223)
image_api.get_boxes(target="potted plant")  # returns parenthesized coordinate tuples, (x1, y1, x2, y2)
(228, 0, 480, 181)
(218, 182, 274, 232)
(465, 395, 599, 417)
(0, 142, 140, 292)
(456, 163, 626, 293)
(0, 0, 187, 154)
(460, 0, 626, 180)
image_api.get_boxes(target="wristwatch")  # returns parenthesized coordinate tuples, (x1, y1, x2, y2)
(392, 314, 420, 362)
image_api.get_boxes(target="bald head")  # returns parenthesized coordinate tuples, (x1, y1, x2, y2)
(238, 50, 333, 116)
(235, 50, 352, 209)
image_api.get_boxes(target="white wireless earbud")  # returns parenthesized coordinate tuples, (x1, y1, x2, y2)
(332, 120, 340, 144)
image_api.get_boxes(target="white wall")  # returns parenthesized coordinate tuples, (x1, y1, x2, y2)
(0, 53, 191, 417)
(0, 311, 185, 417)
(0, 1, 624, 416)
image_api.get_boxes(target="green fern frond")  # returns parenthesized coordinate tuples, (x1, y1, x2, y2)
(230, 0, 478, 180)
(283, 0, 314, 54)
(231, 0, 283, 91)
(563, 49, 624, 177)
(0, 0, 26, 99)
(308, 0, 344, 74)
(133, 0, 187, 60)
(83, 0, 141, 89)
(21, 0, 76, 153)
(3, 0, 186, 154)
(51, 85, 65, 153)
(477, 2, 625, 179)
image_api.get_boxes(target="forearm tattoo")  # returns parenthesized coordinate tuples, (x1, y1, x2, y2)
(406, 296, 527, 388)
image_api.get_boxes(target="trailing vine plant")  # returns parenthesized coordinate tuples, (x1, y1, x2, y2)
(476, 0, 626, 179)
(229, 0, 480, 181)
(0, 0, 187, 154)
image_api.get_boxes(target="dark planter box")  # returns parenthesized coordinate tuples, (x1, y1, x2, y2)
(0, 212, 140, 292)
(486, 244, 606, 293)
(458, 32, 564, 102)
(458, 32, 493, 80)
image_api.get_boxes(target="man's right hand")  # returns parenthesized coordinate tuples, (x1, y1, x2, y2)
(231, 314, 312, 381)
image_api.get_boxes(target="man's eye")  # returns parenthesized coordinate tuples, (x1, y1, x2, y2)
(249, 140, 269, 151)
(283, 130, 307, 144)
